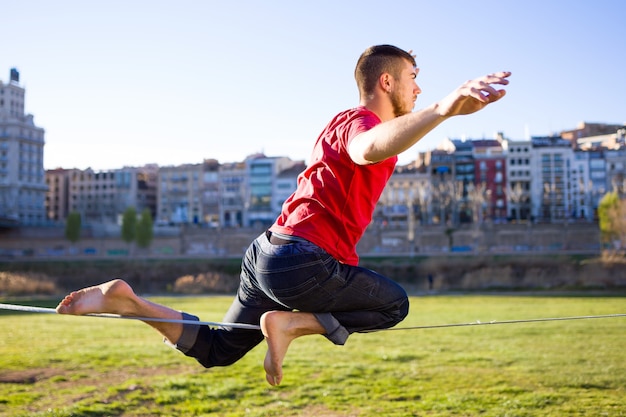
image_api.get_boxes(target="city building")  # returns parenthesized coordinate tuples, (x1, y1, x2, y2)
(424, 137, 505, 225)
(9, 62, 626, 236)
(529, 136, 575, 222)
(429, 141, 456, 225)
(273, 161, 306, 215)
(30, 117, 626, 234)
(502, 138, 532, 221)
(587, 150, 607, 219)
(218, 160, 246, 227)
(571, 150, 593, 221)
(472, 139, 506, 221)
(0, 68, 47, 226)
(244, 154, 302, 228)
(379, 163, 431, 228)
(561, 122, 625, 147)
(605, 148, 626, 196)
(157, 163, 203, 224)
(45, 165, 158, 226)
(201, 159, 220, 226)
(45, 168, 70, 222)
(135, 164, 159, 220)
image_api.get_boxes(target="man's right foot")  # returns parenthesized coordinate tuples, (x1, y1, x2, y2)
(261, 311, 294, 386)
(260, 311, 326, 386)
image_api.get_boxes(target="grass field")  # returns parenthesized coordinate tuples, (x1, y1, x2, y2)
(0, 294, 624, 416)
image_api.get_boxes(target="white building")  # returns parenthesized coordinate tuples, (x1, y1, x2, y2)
(0, 68, 47, 226)
(529, 136, 575, 222)
(503, 139, 532, 221)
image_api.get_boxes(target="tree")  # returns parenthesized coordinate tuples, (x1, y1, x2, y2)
(136, 209, 154, 249)
(598, 191, 626, 253)
(121, 207, 137, 245)
(467, 182, 490, 225)
(433, 182, 454, 225)
(466, 182, 491, 252)
(507, 182, 525, 223)
(65, 211, 81, 244)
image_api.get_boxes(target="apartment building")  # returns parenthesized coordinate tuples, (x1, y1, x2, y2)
(503, 138, 532, 221)
(39, 128, 626, 231)
(45, 168, 71, 221)
(379, 163, 431, 227)
(530, 136, 573, 221)
(415, 137, 506, 225)
(218, 160, 246, 227)
(157, 163, 203, 224)
(201, 159, 220, 226)
(244, 154, 301, 228)
(587, 150, 607, 218)
(428, 147, 455, 224)
(136, 165, 158, 220)
(380, 128, 625, 228)
(273, 161, 306, 214)
(605, 148, 626, 195)
(561, 122, 625, 145)
(473, 139, 506, 221)
(45, 165, 158, 225)
(571, 151, 593, 221)
(11, 61, 621, 232)
(0, 68, 47, 226)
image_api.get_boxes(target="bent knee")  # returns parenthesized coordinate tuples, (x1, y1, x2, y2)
(389, 296, 410, 327)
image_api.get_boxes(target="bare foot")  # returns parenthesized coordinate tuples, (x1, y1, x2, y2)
(56, 279, 139, 316)
(260, 311, 325, 386)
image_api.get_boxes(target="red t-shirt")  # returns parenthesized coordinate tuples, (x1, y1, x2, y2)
(270, 106, 397, 265)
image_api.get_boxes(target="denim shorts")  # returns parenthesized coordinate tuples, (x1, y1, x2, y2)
(176, 232, 409, 368)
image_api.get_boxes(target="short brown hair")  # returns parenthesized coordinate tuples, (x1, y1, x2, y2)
(354, 45, 416, 98)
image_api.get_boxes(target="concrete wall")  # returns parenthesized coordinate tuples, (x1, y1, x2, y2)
(0, 222, 601, 260)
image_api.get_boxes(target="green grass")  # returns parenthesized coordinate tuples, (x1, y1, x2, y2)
(0, 295, 624, 416)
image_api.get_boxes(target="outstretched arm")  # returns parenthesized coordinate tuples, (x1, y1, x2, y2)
(349, 71, 511, 165)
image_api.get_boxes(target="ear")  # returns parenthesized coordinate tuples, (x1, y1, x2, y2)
(378, 73, 392, 93)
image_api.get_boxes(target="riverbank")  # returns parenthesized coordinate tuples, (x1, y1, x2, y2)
(1, 253, 624, 297)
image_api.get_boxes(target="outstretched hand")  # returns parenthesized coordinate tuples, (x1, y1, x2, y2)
(437, 71, 511, 117)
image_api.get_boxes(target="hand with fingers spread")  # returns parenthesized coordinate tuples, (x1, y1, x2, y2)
(437, 71, 511, 117)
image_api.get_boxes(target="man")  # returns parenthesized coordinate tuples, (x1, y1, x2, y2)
(57, 45, 510, 386)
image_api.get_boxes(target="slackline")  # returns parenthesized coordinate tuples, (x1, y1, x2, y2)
(362, 313, 626, 332)
(1, 302, 624, 332)
(0, 302, 261, 330)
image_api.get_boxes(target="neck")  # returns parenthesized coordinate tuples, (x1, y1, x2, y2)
(360, 95, 395, 122)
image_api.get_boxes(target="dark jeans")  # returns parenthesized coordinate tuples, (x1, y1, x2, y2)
(176, 232, 409, 368)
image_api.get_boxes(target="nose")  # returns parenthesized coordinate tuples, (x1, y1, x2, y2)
(414, 82, 422, 95)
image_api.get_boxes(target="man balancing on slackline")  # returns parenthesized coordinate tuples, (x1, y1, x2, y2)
(57, 44, 510, 386)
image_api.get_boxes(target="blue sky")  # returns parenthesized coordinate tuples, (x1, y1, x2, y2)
(2, 0, 624, 170)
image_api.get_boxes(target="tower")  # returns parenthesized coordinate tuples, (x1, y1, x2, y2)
(0, 68, 47, 227)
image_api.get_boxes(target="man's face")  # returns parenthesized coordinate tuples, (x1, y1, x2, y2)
(390, 60, 421, 117)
